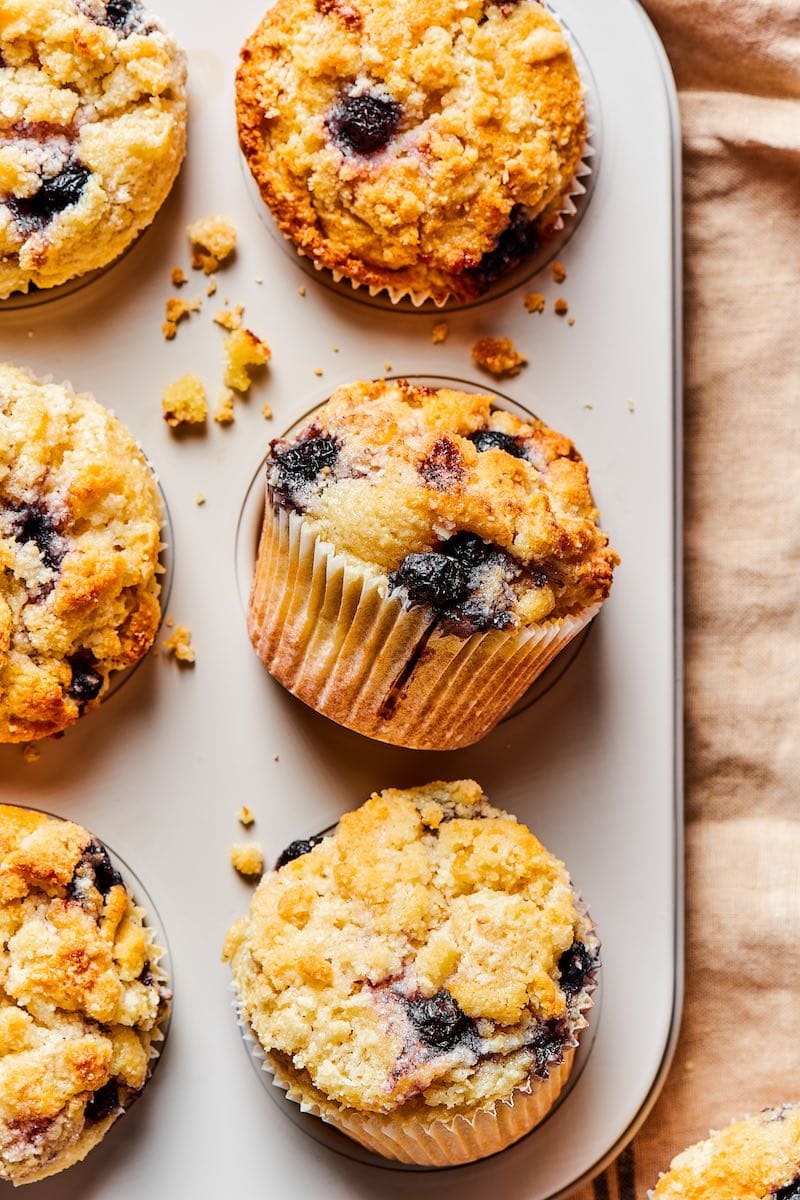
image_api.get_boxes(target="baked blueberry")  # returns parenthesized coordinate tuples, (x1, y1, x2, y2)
(275, 834, 325, 869)
(10, 504, 64, 572)
(84, 1081, 121, 1125)
(469, 430, 526, 458)
(389, 553, 469, 610)
(774, 1179, 800, 1200)
(271, 435, 339, 509)
(468, 205, 541, 291)
(66, 651, 104, 705)
(406, 990, 475, 1053)
(68, 840, 124, 902)
(558, 941, 598, 997)
(530, 1017, 568, 1079)
(328, 91, 402, 156)
(9, 163, 92, 236)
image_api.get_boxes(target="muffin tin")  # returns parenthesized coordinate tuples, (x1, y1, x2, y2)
(0, 0, 682, 1195)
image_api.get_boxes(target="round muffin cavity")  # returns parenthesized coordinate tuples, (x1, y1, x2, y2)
(0, 805, 170, 1186)
(0, 363, 163, 742)
(652, 1106, 800, 1200)
(266, 378, 617, 635)
(224, 780, 598, 1118)
(0, 0, 187, 298)
(237, 0, 586, 303)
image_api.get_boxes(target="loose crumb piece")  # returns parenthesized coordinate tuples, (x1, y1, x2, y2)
(166, 617, 174, 628)
(214, 304, 245, 332)
(313, 367, 324, 377)
(431, 321, 449, 344)
(524, 292, 546, 314)
(225, 329, 271, 392)
(230, 842, 264, 877)
(583, 402, 594, 411)
(383, 361, 393, 373)
(171, 266, 187, 288)
(273, 754, 280, 763)
(237, 806, 255, 827)
(162, 375, 207, 428)
(554, 298, 569, 317)
(298, 286, 306, 297)
(261, 401, 273, 420)
(162, 295, 201, 340)
(188, 215, 238, 274)
(22, 744, 39, 764)
(471, 336, 527, 378)
(195, 493, 206, 506)
(162, 625, 196, 665)
(332, 345, 340, 353)
(551, 260, 567, 284)
(255, 277, 264, 285)
(627, 398, 636, 413)
(567, 316, 575, 327)
(206, 278, 218, 297)
(214, 388, 236, 425)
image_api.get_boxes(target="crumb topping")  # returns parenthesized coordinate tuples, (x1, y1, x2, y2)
(187, 215, 238, 274)
(161, 376, 207, 428)
(472, 336, 527, 377)
(161, 624, 195, 664)
(224, 329, 271, 393)
(230, 843, 264, 878)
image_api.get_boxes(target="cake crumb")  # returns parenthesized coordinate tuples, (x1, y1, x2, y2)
(22, 744, 39, 764)
(230, 842, 264, 877)
(195, 493, 206, 506)
(237, 806, 255, 827)
(471, 336, 527, 378)
(214, 388, 236, 425)
(206, 278, 218, 297)
(213, 304, 245, 332)
(225, 329, 271, 392)
(583, 402, 593, 411)
(313, 367, 324, 377)
(162, 625, 196, 665)
(551, 260, 567, 284)
(255, 277, 264, 285)
(383, 361, 393, 373)
(162, 295, 201, 340)
(273, 754, 280, 763)
(332, 345, 340, 353)
(298, 286, 306, 297)
(162, 375, 207, 428)
(171, 266, 187, 288)
(166, 617, 174, 628)
(554, 298, 569, 317)
(567, 316, 575, 327)
(431, 321, 449, 344)
(187, 215, 237, 274)
(627, 398, 635, 413)
(261, 401, 273, 420)
(524, 292, 546, 314)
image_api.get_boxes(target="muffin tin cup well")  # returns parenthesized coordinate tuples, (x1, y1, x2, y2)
(238, 13, 601, 314)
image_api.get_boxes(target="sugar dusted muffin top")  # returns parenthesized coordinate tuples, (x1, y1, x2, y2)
(237, 0, 585, 303)
(0, 0, 187, 298)
(0, 805, 170, 1185)
(0, 363, 163, 742)
(224, 780, 598, 1117)
(266, 379, 617, 633)
(652, 1107, 800, 1200)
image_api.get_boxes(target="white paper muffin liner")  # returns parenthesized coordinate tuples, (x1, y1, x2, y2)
(248, 504, 600, 750)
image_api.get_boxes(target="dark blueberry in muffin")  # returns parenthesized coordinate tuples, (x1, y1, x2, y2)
(68, 841, 124, 902)
(84, 1080, 121, 1124)
(328, 91, 402, 156)
(419, 436, 466, 490)
(530, 1017, 569, 1079)
(558, 941, 597, 997)
(275, 834, 325, 870)
(9, 163, 92, 236)
(774, 1178, 800, 1200)
(10, 504, 64, 571)
(440, 531, 496, 569)
(66, 651, 104, 705)
(102, 0, 139, 30)
(406, 990, 475, 1053)
(468, 204, 541, 292)
(469, 430, 526, 458)
(389, 552, 470, 610)
(271, 435, 339, 509)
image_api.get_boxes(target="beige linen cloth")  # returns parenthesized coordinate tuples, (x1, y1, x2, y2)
(572, 1, 800, 1196)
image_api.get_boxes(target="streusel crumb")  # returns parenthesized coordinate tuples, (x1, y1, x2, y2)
(162, 625, 195, 665)
(554, 298, 569, 316)
(230, 843, 264, 877)
(171, 267, 188, 288)
(524, 292, 546, 314)
(224, 329, 271, 392)
(551, 261, 567, 283)
(214, 389, 236, 425)
(238, 807, 255, 827)
(214, 305, 245, 332)
(432, 322, 449, 344)
(471, 336, 527, 378)
(162, 296, 201, 340)
(187, 216, 238, 274)
(162, 376, 207, 428)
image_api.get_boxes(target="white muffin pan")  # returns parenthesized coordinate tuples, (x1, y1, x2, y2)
(0, 0, 682, 1196)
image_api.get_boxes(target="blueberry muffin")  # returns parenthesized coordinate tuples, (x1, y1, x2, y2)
(651, 1106, 800, 1199)
(0, 805, 170, 1185)
(0, 0, 187, 299)
(248, 378, 618, 750)
(237, 0, 586, 304)
(224, 780, 598, 1165)
(0, 363, 163, 742)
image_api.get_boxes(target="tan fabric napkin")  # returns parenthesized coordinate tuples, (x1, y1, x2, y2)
(571, 2, 800, 1195)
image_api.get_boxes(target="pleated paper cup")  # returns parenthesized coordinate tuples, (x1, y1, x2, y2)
(248, 503, 600, 750)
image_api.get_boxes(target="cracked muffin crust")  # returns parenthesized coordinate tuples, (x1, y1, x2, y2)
(0, 805, 170, 1186)
(0, 364, 163, 742)
(237, 0, 586, 304)
(651, 1106, 800, 1200)
(0, 0, 187, 298)
(224, 780, 598, 1164)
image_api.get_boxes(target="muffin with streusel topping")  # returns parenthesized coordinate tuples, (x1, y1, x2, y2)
(237, 0, 586, 304)
(0, 363, 163, 742)
(224, 780, 598, 1166)
(651, 1106, 800, 1200)
(248, 378, 618, 750)
(0, 0, 187, 299)
(0, 805, 171, 1185)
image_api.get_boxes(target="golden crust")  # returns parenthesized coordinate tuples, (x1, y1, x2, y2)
(0, 0, 187, 298)
(0, 805, 169, 1186)
(225, 780, 596, 1118)
(0, 363, 163, 742)
(652, 1107, 800, 1199)
(271, 378, 617, 624)
(236, 0, 585, 303)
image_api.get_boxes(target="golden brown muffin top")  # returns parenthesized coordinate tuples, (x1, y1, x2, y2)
(0, 364, 163, 743)
(0, 805, 169, 1185)
(225, 781, 597, 1116)
(237, 0, 585, 302)
(266, 379, 617, 631)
